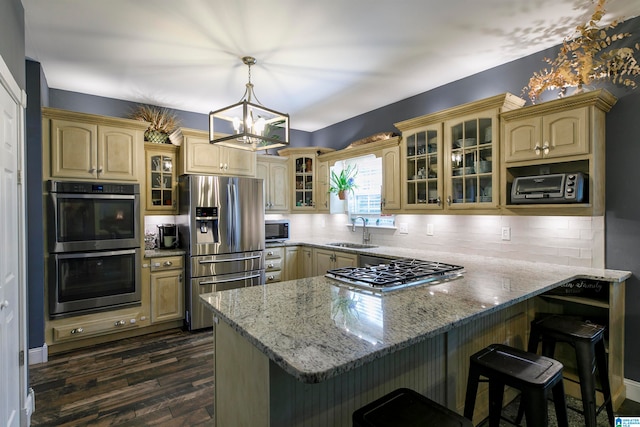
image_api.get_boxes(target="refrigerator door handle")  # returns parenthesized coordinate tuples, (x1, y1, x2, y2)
(198, 273, 263, 285)
(226, 183, 234, 247)
(198, 254, 262, 264)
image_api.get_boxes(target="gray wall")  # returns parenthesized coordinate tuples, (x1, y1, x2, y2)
(25, 15, 640, 382)
(0, 0, 25, 89)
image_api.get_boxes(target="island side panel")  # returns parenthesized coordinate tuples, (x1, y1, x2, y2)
(269, 334, 448, 426)
(215, 320, 270, 427)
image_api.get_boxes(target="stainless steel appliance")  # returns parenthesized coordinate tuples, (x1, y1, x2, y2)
(156, 223, 178, 249)
(265, 219, 289, 243)
(47, 180, 142, 318)
(47, 180, 140, 252)
(511, 172, 586, 204)
(326, 258, 464, 293)
(178, 175, 265, 330)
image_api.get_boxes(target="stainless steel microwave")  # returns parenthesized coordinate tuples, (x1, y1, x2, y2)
(511, 172, 586, 204)
(265, 219, 289, 242)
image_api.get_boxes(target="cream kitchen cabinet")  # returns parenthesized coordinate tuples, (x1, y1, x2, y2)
(265, 247, 284, 284)
(503, 107, 589, 162)
(313, 248, 357, 276)
(283, 246, 300, 281)
(278, 147, 334, 212)
(179, 128, 256, 176)
(145, 143, 178, 213)
(315, 160, 330, 212)
(149, 255, 184, 323)
(501, 90, 617, 216)
(395, 93, 525, 212)
(256, 155, 289, 212)
(43, 108, 147, 181)
(381, 145, 401, 211)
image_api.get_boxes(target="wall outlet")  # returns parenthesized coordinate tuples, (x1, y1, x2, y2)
(501, 226, 511, 241)
(426, 223, 434, 236)
(398, 223, 409, 234)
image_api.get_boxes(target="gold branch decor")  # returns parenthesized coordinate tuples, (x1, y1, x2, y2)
(525, 0, 640, 103)
(130, 105, 181, 143)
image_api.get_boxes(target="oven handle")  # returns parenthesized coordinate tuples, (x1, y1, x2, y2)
(198, 254, 262, 264)
(54, 248, 138, 259)
(198, 273, 263, 285)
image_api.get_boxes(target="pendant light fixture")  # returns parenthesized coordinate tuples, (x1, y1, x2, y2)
(209, 56, 290, 151)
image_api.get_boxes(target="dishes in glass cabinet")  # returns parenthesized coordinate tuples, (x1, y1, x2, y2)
(452, 166, 475, 176)
(454, 138, 476, 148)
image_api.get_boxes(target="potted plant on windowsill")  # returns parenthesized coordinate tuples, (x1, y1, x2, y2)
(329, 164, 358, 200)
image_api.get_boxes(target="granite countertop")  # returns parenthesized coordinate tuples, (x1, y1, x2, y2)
(200, 244, 631, 384)
(144, 248, 186, 258)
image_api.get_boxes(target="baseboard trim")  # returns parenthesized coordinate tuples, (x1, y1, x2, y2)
(625, 378, 640, 403)
(28, 344, 48, 365)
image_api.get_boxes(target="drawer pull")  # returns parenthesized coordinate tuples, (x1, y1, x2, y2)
(114, 320, 126, 327)
(163, 261, 173, 267)
(70, 327, 84, 334)
(267, 251, 274, 256)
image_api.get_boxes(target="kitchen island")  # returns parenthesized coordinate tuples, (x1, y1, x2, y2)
(200, 247, 630, 426)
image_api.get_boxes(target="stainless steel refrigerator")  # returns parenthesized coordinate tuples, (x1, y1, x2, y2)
(178, 175, 265, 330)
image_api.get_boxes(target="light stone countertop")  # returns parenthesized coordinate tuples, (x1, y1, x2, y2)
(200, 243, 631, 384)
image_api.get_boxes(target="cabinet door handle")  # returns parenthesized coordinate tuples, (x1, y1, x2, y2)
(542, 142, 550, 155)
(88, 167, 96, 173)
(97, 167, 103, 174)
(447, 196, 452, 206)
(534, 144, 541, 156)
(437, 196, 442, 207)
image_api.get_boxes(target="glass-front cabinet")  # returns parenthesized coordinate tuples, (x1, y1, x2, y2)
(396, 93, 525, 212)
(446, 116, 494, 208)
(404, 124, 442, 209)
(145, 143, 178, 213)
(278, 147, 334, 212)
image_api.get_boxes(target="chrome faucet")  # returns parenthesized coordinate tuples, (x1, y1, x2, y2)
(352, 216, 370, 244)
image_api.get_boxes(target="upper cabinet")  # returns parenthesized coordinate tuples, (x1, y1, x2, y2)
(278, 147, 334, 212)
(500, 90, 617, 216)
(256, 154, 290, 213)
(43, 108, 147, 181)
(145, 142, 178, 213)
(395, 93, 525, 212)
(178, 128, 256, 177)
(504, 107, 589, 162)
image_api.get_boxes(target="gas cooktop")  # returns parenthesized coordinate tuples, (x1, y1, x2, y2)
(325, 258, 464, 292)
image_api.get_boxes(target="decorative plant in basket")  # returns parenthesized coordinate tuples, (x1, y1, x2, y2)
(130, 104, 181, 143)
(329, 164, 358, 200)
(524, 0, 640, 103)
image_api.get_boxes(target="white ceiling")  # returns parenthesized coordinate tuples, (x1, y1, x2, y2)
(22, 0, 640, 132)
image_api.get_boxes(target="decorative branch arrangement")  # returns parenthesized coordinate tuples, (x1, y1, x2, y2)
(130, 104, 181, 143)
(525, 0, 640, 103)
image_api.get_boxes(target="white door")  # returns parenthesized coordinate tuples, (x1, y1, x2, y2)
(0, 64, 23, 427)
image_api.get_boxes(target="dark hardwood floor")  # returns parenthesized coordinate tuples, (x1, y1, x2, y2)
(29, 328, 214, 426)
(29, 327, 640, 426)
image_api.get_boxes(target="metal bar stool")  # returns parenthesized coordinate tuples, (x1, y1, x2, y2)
(463, 343, 569, 427)
(521, 314, 614, 427)
(353, 387, 473, 427)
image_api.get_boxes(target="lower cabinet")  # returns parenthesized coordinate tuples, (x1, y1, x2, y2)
(265, 247, 284, 284)
(51, 311, 143, 343)
(313, 248, 357, 276)
(150, 255, 185, 323)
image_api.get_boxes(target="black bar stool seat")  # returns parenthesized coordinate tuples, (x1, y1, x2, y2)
(525, 314, 614, 427)
(464, 343, 569, 427)
(353, 387, 473, 427)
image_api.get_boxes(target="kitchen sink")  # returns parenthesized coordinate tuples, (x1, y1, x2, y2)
(327, 242, 378, 249)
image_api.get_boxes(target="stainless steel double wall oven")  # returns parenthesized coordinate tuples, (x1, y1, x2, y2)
(47, 181, 141, 318)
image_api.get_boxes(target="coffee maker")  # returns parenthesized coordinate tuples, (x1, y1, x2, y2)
(157, 224, 178, 249)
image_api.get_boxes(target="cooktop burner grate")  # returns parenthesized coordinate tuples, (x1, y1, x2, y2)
(326, 258, 464, 292)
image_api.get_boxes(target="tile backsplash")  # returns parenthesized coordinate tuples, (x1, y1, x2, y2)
(283, 214, 605, 268)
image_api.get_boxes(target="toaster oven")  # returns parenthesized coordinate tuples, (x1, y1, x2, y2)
(511, 173, 586, 204)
